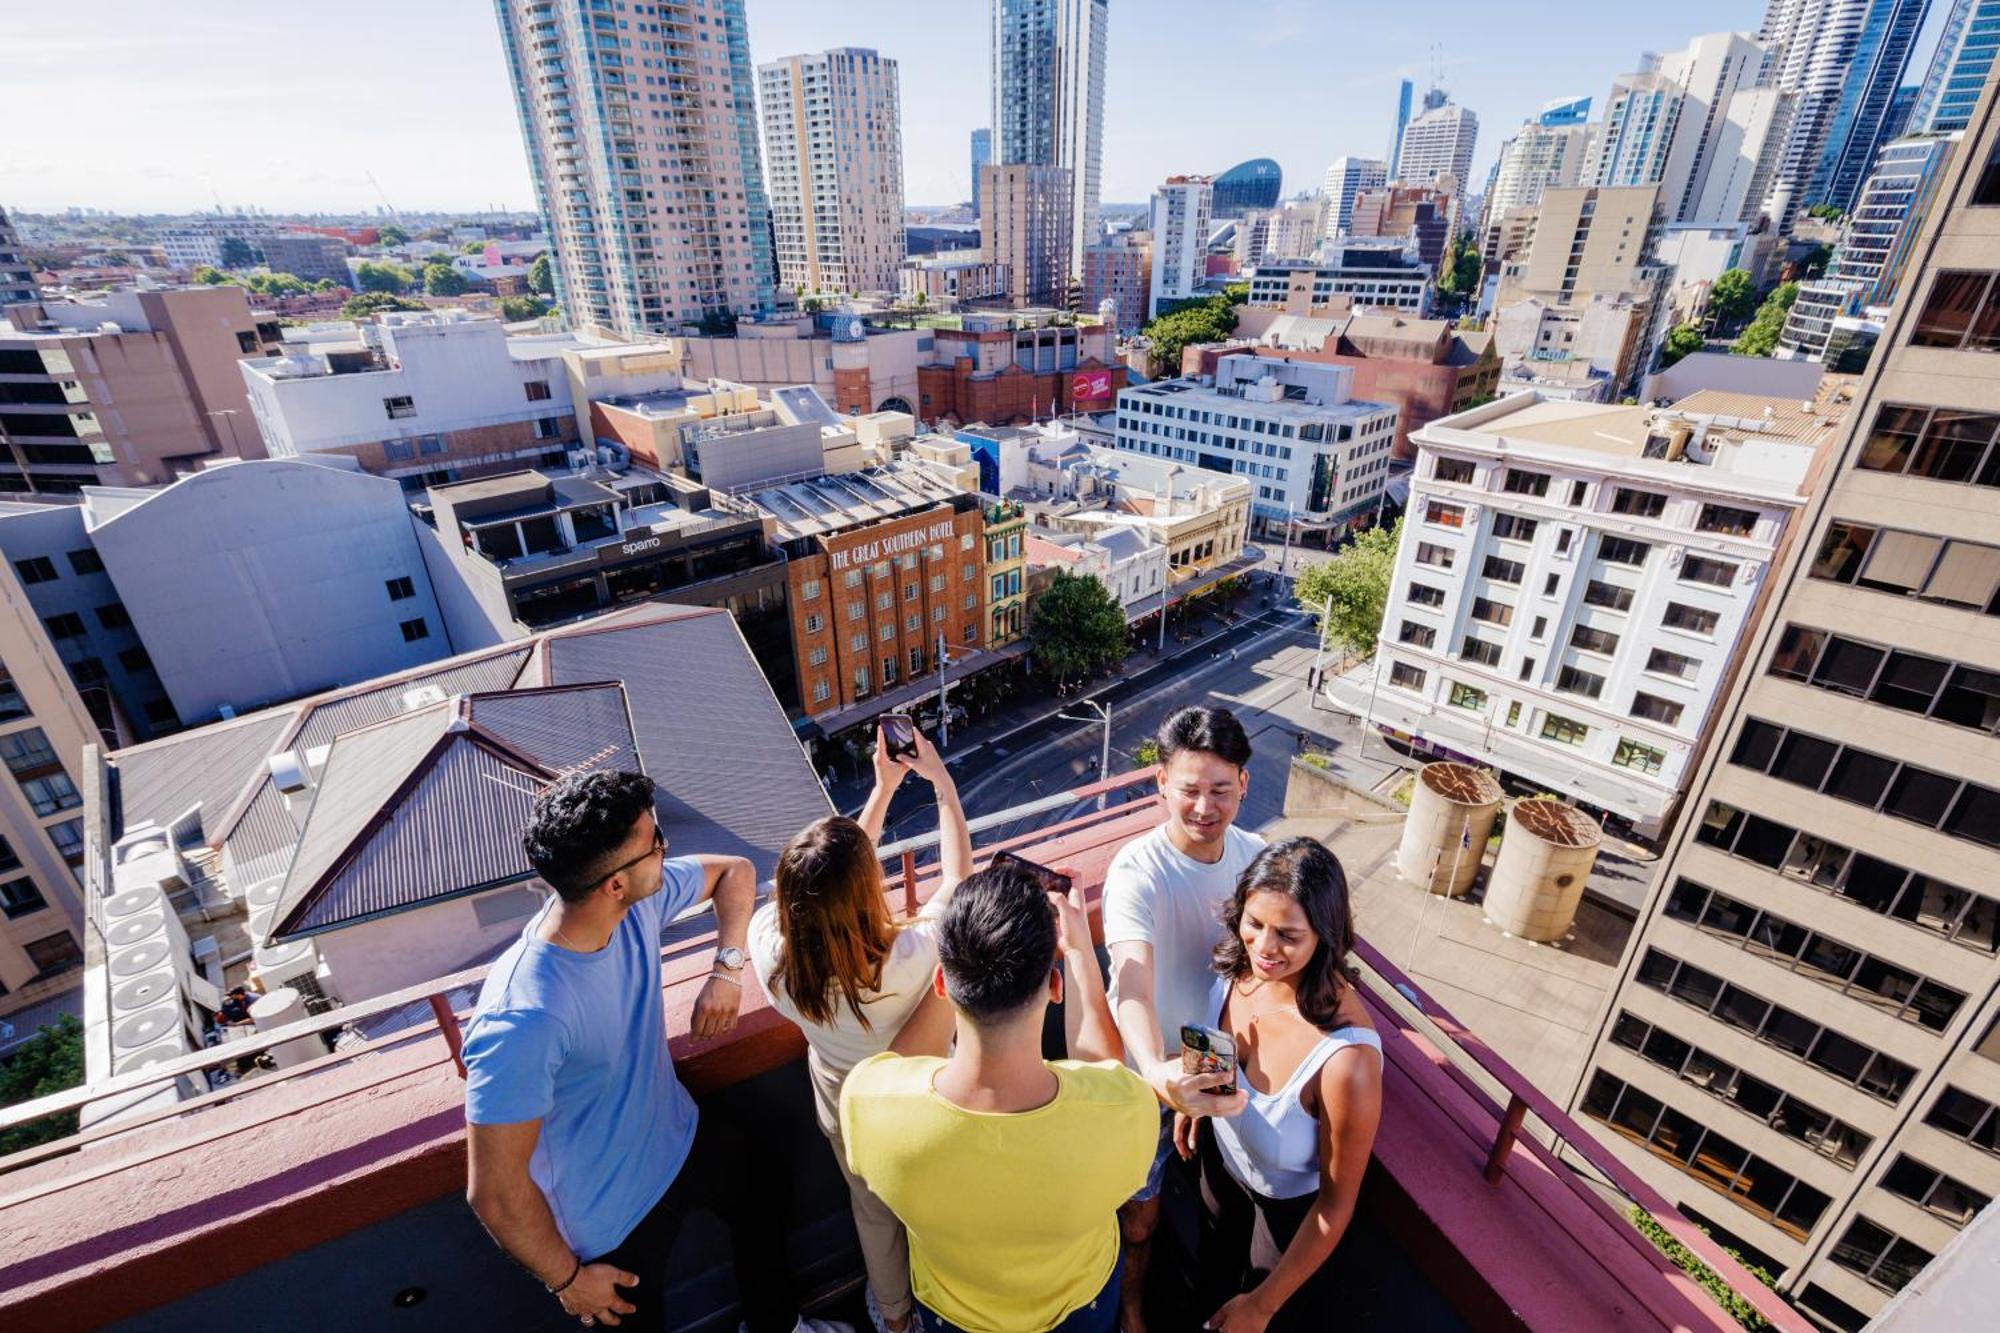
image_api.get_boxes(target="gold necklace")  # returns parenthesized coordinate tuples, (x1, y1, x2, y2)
(1234, 978, 1299, 1023)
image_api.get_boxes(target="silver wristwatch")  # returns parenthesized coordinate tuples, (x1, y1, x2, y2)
(714, 946, 746, 972)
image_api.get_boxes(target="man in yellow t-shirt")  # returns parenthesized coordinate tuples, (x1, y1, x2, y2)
(841, 861, 1166, 1333)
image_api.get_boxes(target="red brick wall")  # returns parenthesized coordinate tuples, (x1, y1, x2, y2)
(592, 403, 662, 470)
(832, 366, 873, 415)
(917, 357, 1126, 426)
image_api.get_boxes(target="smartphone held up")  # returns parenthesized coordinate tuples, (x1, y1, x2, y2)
(990, 851, 1073, 896)
(879, 712, 919, 762)
(1180, 1023, 1238, 1097)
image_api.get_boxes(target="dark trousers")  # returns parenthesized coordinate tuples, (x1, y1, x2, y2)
(1195, 1126, 1335, 1332)
(589, 1111, 793, 1333)
(914, 1253, 1121, 1333)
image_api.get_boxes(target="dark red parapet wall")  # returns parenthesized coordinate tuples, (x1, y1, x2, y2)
(0, 787, 1789, 1331)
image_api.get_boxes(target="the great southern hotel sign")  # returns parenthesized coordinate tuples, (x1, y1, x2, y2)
(827, 513, 960, 572)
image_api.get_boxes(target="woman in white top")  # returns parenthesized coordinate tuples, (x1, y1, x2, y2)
(1171, 837, 1382, 1333)
(749, 726, 970, 1333)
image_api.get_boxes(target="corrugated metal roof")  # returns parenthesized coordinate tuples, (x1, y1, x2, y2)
(218, 775, 299, 895)
(291, 648, 531, 751)
(270, 706, 461, 931)
(113, 710, 299, 839)
(544, 609, 830, 877)
(287, 735, 544, 935)
(465, 683, 640, 776)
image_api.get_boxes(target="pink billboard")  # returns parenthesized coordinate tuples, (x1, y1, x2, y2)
(1071, 370, 1112, 402)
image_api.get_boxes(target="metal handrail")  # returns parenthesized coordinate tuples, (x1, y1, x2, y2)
(1349, 934, 1813, 1332)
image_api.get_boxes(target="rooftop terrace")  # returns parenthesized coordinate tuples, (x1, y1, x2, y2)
(0, 769, 1811, 1331)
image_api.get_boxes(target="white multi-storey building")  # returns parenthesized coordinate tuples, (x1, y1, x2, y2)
(1322, 157, 1389, 238)
(493, 0, 775, 336)
(1396, 101, 1479, 188)
(1147, 175, 1213, 318)
(1489, 121, 1600, 218)
(758, 48, 906, 297)
(1247, 242, 1431, 315)
(1111, 354, 1398, 533)
(1341, 387, 1848, 836)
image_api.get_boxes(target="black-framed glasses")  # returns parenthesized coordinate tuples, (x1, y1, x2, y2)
(594, 823, 666, 887)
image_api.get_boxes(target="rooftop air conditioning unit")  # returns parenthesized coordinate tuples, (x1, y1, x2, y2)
(103, 883, 166, 925)
(111, 969, 180, 1019)
(111, 1035, 201, 1099)
(111, 997, 190, 1062)
(109, 937, 174, 984)
(252, 937, 321, 990)
(105, 907, 190, 959)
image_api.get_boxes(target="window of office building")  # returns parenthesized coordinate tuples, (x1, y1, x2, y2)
(24, 930, 82, 978)
(1407, 582, 1445, 608)
(1415, 542, 1455, 569)
(1910, 270, 2000, 352)
(1539, 712, 1588, 745)
(1829, 1217, 1933, 1294)
(1663, 602, 1719, 635)
(1433, 457, 1475, 484)
(1482, 555, 1524, 584)
(1425, 500, 1465, 528)
(1696, 504, 1758, 538)
(1447, 681, 1486, 711)
(1584, 579, 1634, 612)
(1470, 597, 1512, 626)
(0, 877, 46, 919)
(1631, 693, 1683, 727)
(1491, 513, 1538, 542)
(1389, 661, 1427, 691)
(1613, 739, 1665, 774)
(1570, 624, 1619, 655)
(1459, 636, 1502, 668)
(1398, 621, 1436, 649)
(1501, 468, 1550, 497)
(1680, 556, 1737, 588)
(400, 618, 428, 642)
(1555, 665, 1604, 699)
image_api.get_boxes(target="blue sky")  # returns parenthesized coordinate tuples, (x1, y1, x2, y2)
(1, 1, 1945, 213)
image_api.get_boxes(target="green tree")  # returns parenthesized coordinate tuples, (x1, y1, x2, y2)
(376, 224, 410, 246)
(460, 239, 490, 254)
(1659, 323, 1705, 369)
(354, 260, 414, 294)
(1140, 285, 1248, 374)
(527, 253, 554, 295)
(1029, 570, 1129, 686)
(313, 278, 339, 292)
(1628, 1206, 1775, 1332)
(499, 294, 550, 321)
(1293, 519, 1402, 657)
(1731, 281, 1799, 358)
(1436, 232, 1482, 302)
(1799, 243, 1832, 279)
(341, 291, 428, 318)
(1706, 268, 1758, 329)
(0, 1015, 84, 1155)
(695, 306, 739, 336)
(217, 236, 260, 269)
(422, 262, 470, 297)
(246, 272, 312, 298)
(192, 264, 229, 286)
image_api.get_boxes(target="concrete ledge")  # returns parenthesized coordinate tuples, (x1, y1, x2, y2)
(1284, 756, 1407, 821)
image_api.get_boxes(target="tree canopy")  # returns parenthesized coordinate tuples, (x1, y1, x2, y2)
(341, 291, 428, 318)
(1705, 268, 1758, 330)
(1029, 569, 1129, 685)
(422, 262, 470, 297)
(1731, 282, 1799, 358)
(499, 294, 551, 322)
(1435, 232, 1482, 304)
(192, 264, 228, 285)
(0, 1015, 82, 1154)
(354, 260, 415, 294)
(1659, 323, 1705, 369)
(527, 254, 554, 295)
(1140, 283, 1248, 375)
(1294, 519, 1402, 656)
(376, 224, 410, 246)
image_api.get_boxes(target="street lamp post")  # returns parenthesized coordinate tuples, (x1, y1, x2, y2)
(1308, 593, 1335, 703)
(935, 632, 953, 750)
(1156, 541, 1169, 653)
(1057, 698, 1113, 811)
(1278, 501, 1294, 577)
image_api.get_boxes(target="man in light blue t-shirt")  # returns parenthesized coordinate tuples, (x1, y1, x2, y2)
(463, 771, 829, 1333)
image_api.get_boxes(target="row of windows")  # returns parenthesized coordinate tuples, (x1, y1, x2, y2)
(1730, 717, 2000, 850)
(1693, 801, 1998, 955)
(1635, 947, 1917, 1103)
(1428, 463, 1760, 537)
(1926, 1085, 2000, 1158)
(1580, 1069, 1831, 1241)
(42, 603, 131, 639)
(1811, 520, 2000, 616)
(11, 548, 103, 584)
(1662, 878, 1966, 1032)
(1607, 1010, 1872, 1169)
(1829, 1216, 1932, 1296)
(1769, 623, 2000, 736)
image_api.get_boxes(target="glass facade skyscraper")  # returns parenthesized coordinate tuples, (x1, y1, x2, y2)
(1913, 0, 2000, 133)
(989, 0, 1106, 282)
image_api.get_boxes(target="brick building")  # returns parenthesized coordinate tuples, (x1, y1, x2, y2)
(745, 465, 988, 719)
(916, 310, 1124, 426)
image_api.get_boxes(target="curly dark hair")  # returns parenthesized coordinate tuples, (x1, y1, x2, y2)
(522, 770, 659, 902)
(1211, 837, 1354, 1028)
(937, 861, 1058, 1025)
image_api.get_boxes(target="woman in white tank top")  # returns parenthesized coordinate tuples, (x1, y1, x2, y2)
(1170, 837, 1382, 1332)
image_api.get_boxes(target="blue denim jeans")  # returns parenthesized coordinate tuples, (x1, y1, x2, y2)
(913, 1254, 1121, 1333)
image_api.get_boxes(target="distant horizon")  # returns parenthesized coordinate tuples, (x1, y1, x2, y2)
(2, 1, 1948, 214)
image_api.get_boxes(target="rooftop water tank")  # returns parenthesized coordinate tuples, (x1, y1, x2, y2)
(250, 988, 321, 1070)
(1396, 762, 1505, 897)
(1484, 799, 1603, 942)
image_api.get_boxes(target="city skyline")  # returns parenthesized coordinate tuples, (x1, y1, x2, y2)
(0, 0, 1897, 215)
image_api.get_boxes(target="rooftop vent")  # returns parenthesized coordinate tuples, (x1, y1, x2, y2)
(269, 751, 310, 795)
(400, 684, 448, 712)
